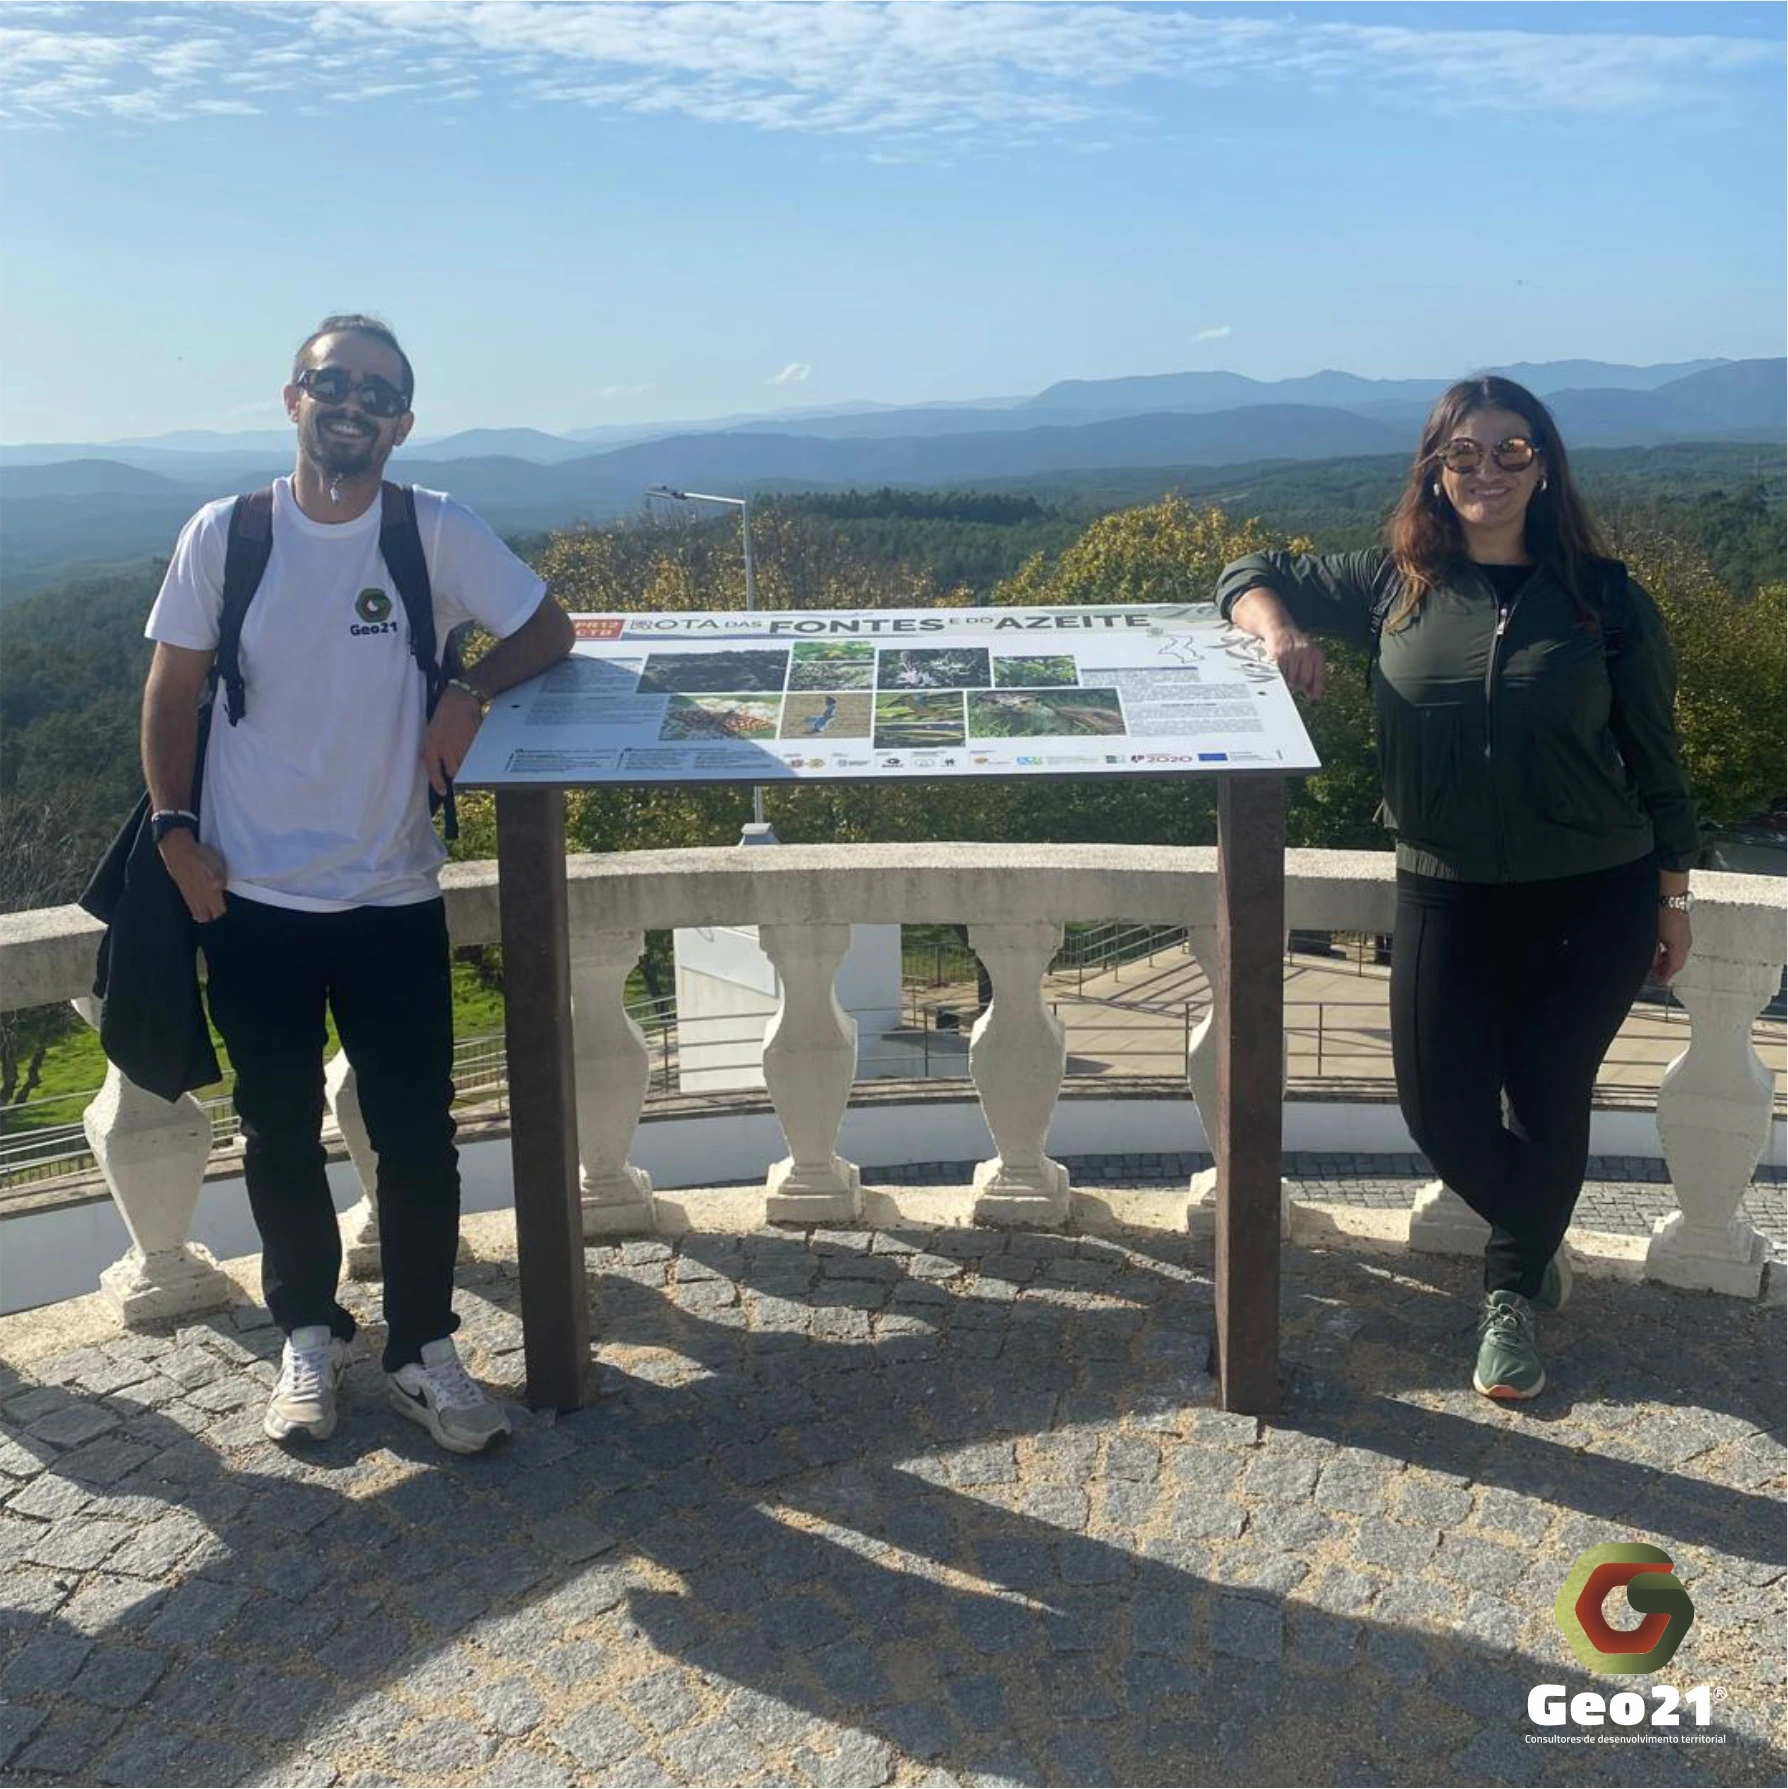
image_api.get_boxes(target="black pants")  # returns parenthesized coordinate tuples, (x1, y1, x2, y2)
(202, 893, 461, 1370)
(1390, 856, 1657, 1299)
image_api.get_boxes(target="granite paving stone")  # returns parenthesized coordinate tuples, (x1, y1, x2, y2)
(5, 1472, 94, 1522)
(68, 1641, 168, 1709)
(477, 1745, 576, 1787)
(800, 1731, 897, 1788)
(0, 1628, 93, 1696)
(1397, 1471, 1476, 1527)
(0, 1702, 46, 1768)
(49, 1572, 167, 1636)
(1432, 1533, 1527, 1593)
(1357, 1517, 1443, 1571)
(553, 1706, 648, 1772)
(404, 1716, 500, 1776)
(22, 1516, 133, 1571)
(13, 1707, 124, 1776)
(1210, 1595, 1284, 1663)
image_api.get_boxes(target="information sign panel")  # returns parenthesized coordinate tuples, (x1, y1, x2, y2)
(455, 603, 1318, 787)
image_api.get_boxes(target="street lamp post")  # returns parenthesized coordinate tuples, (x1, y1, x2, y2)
(644, 485, 767, 830)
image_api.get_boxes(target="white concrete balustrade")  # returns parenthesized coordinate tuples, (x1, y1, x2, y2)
(1, 847, 1781, 1322)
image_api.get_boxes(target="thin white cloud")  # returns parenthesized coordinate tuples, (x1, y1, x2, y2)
(0, 3, 1777, 150)
(768, 363, 811, 386)
(1196, 326, 1232, 342)
(220, 396, 288, 420)
(590, 382, 654, 402)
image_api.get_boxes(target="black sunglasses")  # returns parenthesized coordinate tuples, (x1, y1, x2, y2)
(296, 366, 410, 420)
(1435, 435, 1540, 475)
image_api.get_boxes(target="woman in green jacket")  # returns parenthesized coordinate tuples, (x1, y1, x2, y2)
(1217, 375, 1697, 1401)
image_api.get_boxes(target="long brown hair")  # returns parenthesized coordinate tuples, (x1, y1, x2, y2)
(1385, 375, 1606, 631)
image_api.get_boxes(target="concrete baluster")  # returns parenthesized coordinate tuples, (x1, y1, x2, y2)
(324, 1051, 384, 1278)
(571, 928, 656, 1237)
(1407, 1181, 1492, 1256)
(1182, 925, 1296, 1235)
(967, 921, 1070, 1225)
(75, 997, 231, 1322)
(1647, 953, 1782, 1296)
(759, 922, 862, 1223)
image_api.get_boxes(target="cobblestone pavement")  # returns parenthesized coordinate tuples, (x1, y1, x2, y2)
(871, 1154, 1788, 1260)
(0, 1223, 1781, 1788)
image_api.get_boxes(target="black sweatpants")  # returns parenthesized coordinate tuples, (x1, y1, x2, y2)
(1390, 855, 1658, 1299)
(201, 892, 461, 1370)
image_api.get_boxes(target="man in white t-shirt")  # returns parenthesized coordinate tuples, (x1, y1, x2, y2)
(141, 314, 573, 1454)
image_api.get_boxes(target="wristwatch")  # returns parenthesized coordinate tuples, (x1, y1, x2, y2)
(151, 809, 199, 844)
(1659, 891, 1693, 913)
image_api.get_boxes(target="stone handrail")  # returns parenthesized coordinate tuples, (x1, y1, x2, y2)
(2, 847, 1781, 1318)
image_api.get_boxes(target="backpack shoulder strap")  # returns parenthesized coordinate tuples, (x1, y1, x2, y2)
(379, 482, 438, 691)
(1368, 583, 1398, 659)
(1365, 556, 1403, 683)
(215, 485, 275, 725)
(379, 482, 461, 841)
(1598, 557, 1629, 668)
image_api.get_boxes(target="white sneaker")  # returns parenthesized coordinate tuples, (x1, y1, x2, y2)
(388, 1338, 512, 1455)
(264, 1324, 350, 1442)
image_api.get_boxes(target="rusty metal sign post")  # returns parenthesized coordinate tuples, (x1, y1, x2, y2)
(1214, 774, 1287, 1416)
(494, 788, 588, 1411)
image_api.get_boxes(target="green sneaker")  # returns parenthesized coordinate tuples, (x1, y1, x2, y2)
(1533, 1249, 1572, 1314)
(1473, 1290, 1545, 1400)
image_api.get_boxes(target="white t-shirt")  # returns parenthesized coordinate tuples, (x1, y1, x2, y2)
(146, 478, 545, 911)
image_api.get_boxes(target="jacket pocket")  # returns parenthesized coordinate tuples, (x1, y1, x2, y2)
(1377, 701, 1462, 835)
(1523, 736, 1643, 834)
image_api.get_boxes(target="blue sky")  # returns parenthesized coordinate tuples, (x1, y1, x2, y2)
(1, 0, 1783, 443)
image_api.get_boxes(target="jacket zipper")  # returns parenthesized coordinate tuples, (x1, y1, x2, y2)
(1480, 569, 1536, 881)
(1480, 573, 1536, 759)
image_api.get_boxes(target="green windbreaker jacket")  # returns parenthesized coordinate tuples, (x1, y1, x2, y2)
(1214, 548, 1699, 884)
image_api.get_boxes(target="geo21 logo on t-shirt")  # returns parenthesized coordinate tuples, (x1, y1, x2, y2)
(351, 587, 399, 638)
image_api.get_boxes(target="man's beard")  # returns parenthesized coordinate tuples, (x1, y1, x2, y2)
(300, 410, 383, 480)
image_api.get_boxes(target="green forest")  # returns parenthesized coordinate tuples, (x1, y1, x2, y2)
(2, 441, 1782, 1111)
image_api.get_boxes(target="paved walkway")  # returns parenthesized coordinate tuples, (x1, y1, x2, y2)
(0, 1213, 1781, 1787)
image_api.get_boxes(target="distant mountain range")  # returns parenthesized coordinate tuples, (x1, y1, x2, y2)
(1, 358, 1779, 599)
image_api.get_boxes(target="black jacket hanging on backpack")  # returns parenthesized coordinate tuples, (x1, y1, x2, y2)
(80, 481, 453, 1102)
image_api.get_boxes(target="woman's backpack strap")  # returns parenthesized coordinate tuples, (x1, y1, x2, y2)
(1598, 558, 1630, 667)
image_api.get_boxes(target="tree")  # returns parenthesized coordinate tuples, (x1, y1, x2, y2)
(1604, 522, 1787, 827)
(990, 495, 1308, 609)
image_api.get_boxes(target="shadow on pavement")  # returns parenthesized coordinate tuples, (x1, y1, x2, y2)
(0, 1225, 1780, 1786)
